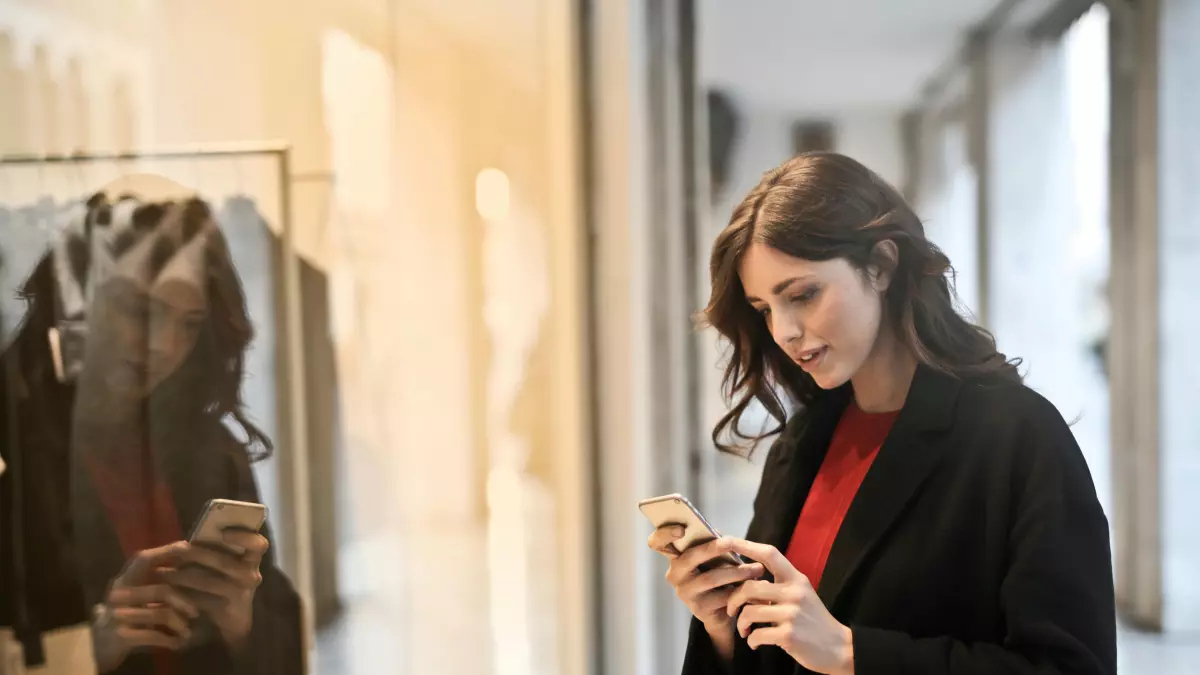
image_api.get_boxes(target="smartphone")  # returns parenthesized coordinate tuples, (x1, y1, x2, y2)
(188, 499, 267, 553)
(639, 493, 745, 570)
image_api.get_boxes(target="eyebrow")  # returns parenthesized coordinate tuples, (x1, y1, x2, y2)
(744, 276, 813, 304)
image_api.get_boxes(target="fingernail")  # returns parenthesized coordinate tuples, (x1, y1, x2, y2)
(670, 526, 685, 536)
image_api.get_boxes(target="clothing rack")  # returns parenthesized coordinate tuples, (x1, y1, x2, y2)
(0, 142, 316, 656)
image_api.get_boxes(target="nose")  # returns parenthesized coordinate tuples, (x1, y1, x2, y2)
(770, 309, 803, 348)
(149, 314, 183, 362)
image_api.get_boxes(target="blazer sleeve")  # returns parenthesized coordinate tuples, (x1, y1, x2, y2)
(680, 424, 804, 675)
(851, 395, 1117, 675)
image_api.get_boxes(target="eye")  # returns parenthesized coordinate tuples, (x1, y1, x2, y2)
(115, 295, 149, 320)
(756, 305, 771, 318)
(791, 286, 820, 305)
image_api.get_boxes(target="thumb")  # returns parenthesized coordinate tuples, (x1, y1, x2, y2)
(728, 539, 798, 583)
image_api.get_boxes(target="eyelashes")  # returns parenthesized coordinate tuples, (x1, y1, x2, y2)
(751, 284, 821, 318)
(792, 287, 819, 304)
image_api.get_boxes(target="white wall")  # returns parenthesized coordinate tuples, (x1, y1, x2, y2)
(985, 24, 1113, 540)
(1158, 0, 1200, 634)
(837, 110, 905, 188)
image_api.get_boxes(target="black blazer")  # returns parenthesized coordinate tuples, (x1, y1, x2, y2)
(682, 365, 1116, 675)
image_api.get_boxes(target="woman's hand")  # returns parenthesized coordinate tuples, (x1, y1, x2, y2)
(92, 543, 201, 673)
(647, 527, 765, 633)
(162, 530, 269, 651)
(725, 539, 854, 675)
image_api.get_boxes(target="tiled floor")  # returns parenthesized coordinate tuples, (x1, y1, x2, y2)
(1119, 626, 1200, 674)
(316, 589, 1200, 674)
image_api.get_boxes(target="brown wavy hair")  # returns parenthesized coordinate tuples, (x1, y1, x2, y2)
(702, 152, 1020, 456)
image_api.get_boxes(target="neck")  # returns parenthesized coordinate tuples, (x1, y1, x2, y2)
(850, 325, 917, 413)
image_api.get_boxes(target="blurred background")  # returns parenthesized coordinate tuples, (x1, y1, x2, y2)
(0, 0, 1197, 674)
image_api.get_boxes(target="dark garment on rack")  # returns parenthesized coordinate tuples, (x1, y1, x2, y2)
(0, 339, 90, 666)
(0, 198, 94, 666)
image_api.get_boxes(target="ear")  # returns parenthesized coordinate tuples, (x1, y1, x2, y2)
(868, 240, 900, 292)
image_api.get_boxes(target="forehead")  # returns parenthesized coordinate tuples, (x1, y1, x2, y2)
(149, 277, 208, 313)
(104, 273, 208, 314)
(739, 242, 845, 295)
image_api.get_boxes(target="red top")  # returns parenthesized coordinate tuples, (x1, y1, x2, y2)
(86, 445, 183, 675)
(784, 401, 899, 590)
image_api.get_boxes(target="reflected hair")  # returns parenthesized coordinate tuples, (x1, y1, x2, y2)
(702, 152, 1020, 456)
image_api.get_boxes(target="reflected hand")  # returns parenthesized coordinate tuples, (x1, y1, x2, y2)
(163, 530, 269, 651)
(725, 539, 854, 675)
(92, 543, 200, 673)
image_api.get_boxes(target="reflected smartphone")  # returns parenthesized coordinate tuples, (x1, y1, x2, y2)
(188, 499, 267, 554)
(638, 493, 746, 570)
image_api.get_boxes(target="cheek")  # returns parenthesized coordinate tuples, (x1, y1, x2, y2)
(817, 287, 881, 353)
(111, 317, 145, 350)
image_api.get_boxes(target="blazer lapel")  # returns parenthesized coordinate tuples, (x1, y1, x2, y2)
(757, 386, 852, 557)
(816, 365, 962, 610)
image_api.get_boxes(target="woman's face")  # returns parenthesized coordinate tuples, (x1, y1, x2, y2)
(739, 242, 886, 390)
(90, 274, 209, 400)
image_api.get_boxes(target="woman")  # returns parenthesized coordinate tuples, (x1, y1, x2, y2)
(648, 153, 1115, 675)
(0, 194, 302, 674)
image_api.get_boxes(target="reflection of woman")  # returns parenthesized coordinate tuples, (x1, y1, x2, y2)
(649, 154, 1115, 675)
(0, 196, 302, 674)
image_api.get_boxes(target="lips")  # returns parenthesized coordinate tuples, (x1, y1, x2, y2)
(793, 346, 827, 372)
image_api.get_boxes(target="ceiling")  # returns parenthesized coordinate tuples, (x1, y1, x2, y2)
(699, 0, 1004, 114)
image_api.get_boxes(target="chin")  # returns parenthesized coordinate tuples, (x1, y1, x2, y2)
(809, 365, 851, 391)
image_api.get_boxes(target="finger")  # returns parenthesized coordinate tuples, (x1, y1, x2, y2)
(736, 603, 794, 639)
(671, 536, 736, 580)
(726, 579, 789, 618)
(108, 585, 199, 619)
(164, 565, 246, 600)
(180, 543, 264, 590)
(652, 543, 681, 559)
(746, 624, 791, 651)
(727, 539, 796, 582)
(221, 530, 269, 561)
(181, 544, 255, 581)
(116, 626, 188, 651)
(647, 524, 686, 552)
(682, 563, 764, 598)
(694, 585, 740, 618)
(111, 606, 192, 637)
(115, 542, 189, 587)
